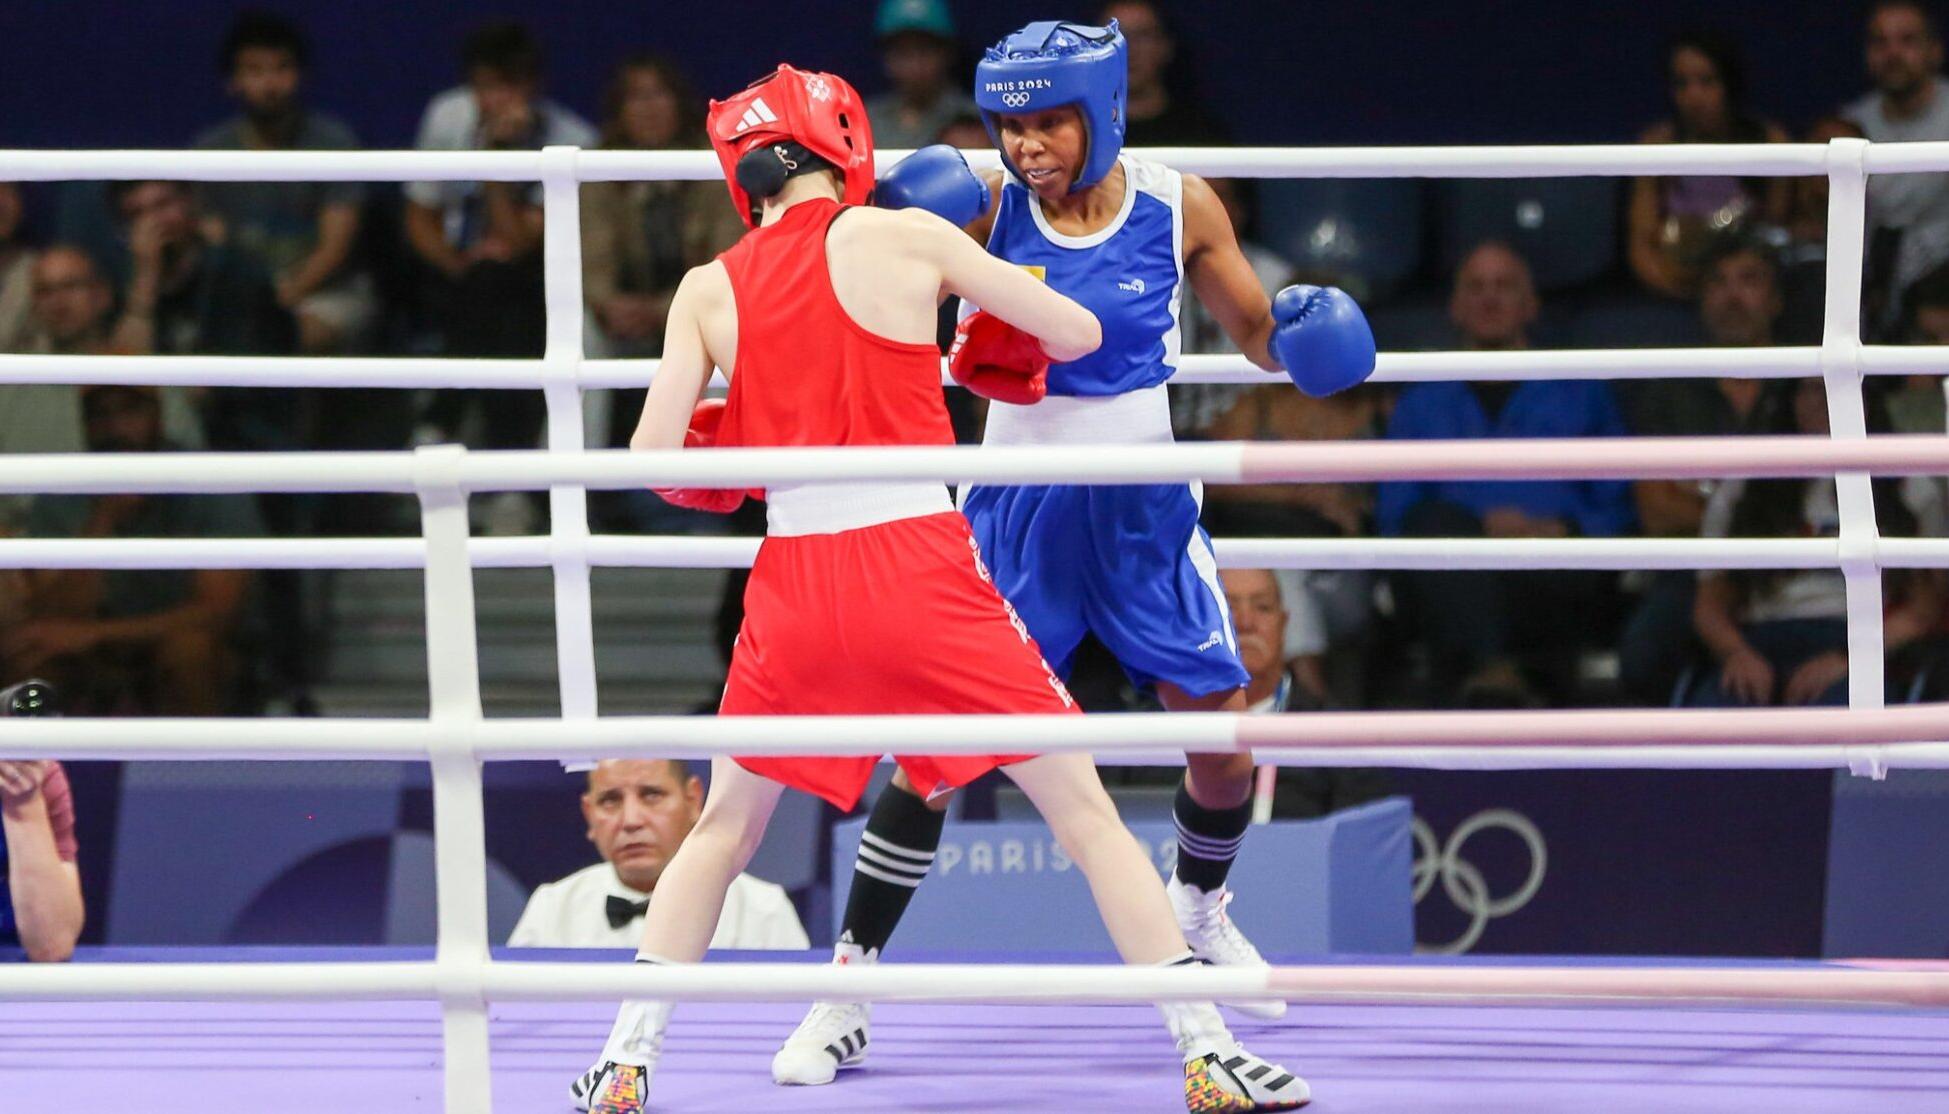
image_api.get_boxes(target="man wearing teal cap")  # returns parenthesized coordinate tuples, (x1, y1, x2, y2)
(866, 0, 978, 149)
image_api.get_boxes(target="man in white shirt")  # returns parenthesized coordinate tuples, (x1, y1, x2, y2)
(403, 22, 597, 534)
(508, 760, 808, 950)
(1844, 1, 1949, 332)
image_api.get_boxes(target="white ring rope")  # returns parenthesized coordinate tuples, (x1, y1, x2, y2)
(2, 534, 1921, 572)
(6, 345, 1931, 388)
(1, 708, 1946, 767)
(0, 139, 1937, 1113)
(2, 346, 1944, 389)
(0, 959, 1941, 1008)
(5, 434, 1949, 498)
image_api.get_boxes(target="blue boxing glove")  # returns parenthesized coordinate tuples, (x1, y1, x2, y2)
(875, 144, 991, 227)
(1270, 284, 1377, 398)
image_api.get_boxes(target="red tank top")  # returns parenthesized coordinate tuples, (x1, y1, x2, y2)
(715, 198, 954, 450)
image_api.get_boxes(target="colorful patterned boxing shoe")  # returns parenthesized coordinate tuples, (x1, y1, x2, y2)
(1169, 876, 1287, 1021)
(570, 1061, 649, 1113)
(1183, 1047, 1311, 1112)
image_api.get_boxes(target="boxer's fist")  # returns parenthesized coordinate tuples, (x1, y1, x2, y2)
(651, 399, 746, 513)
(876, 145, 990, 228)
(948, 311, 1049, 406)
(1271, 284, 1376, 398)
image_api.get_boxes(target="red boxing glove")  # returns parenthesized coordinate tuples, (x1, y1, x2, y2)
(651, 399, 746, 514)
(948, 311, 1050, 406)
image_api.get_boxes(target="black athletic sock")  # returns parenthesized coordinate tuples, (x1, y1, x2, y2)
(840, 781, 946, 955)
(1173, 779, 1252, 892)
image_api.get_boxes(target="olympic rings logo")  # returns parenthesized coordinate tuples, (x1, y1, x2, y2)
(1410, 809, 1547, 956)
(1002, 92, 1032, 109)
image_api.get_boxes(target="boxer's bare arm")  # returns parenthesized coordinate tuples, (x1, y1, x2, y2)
(630, 262, 731, 451)
(830, 206, 1097, 361)
(917, 212, 1100, 361)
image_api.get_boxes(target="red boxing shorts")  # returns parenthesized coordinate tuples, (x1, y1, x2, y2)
(721, 509, 1076, 810)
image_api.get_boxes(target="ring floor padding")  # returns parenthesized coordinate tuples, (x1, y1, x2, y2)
(2, 949, 1944, 1112)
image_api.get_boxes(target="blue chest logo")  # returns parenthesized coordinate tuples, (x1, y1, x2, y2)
(991, 184, 1181, 396)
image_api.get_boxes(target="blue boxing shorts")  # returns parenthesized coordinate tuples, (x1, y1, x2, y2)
(960, 480, 1250, 697)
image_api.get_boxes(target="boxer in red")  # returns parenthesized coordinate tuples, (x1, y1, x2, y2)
(572, 64, 1307, 1114)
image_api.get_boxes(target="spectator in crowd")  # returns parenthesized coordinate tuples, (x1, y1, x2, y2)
(1221, 569, 1391, 821)
(193, 11, 373, 356)
(2, 386, 261, 717)
(107, 180, 297, 456)
(1378, 242, 1635, 706)
(582, 54, 746, 533)
(95, 177, 300, 713)
(2, 248, 115, 479)
(405, 21, 594, 492)
(1099, 0, 1229, 145)
(1439, 239, 1541, 355)
(582, 55, 739, 362)
(1690, 379, 1942, 706)
(1845, 0, 1949, 338)
(19, 247, 119, 360)
(0, 680, 84, 962)
(864, 0, 975, 151)
(1618, 240, 1795, 704)
(0, 183, 36, 352)
(109, 181, 295, 363)
(1625, 240, 1790, 453)
(1, 247, 203, 533)
(1627, 30, 1791, 300)
(1897, 263, 1949, 437)
(104, 179, 304, 697)
(581, 54, 742, 375)
(1885, 266, 1949, 539)
(508, 759, 808, 949)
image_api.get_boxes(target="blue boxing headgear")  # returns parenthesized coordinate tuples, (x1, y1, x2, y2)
(974, 20, 1127, 193)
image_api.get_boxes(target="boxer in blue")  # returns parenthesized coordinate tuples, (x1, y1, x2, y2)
(775, 21, 1371, 1103)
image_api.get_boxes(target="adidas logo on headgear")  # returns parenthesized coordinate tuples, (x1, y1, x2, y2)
(736, 98, 779, 134)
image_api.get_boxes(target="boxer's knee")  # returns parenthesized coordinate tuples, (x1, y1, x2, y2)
(1184, 751, 1255, 809)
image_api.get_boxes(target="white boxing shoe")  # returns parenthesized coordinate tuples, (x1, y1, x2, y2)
(1169, 877, 1287, 1021)
(1182, 1041, 1311, 1111)
(772, 938, 876, 1085)
(771, 999, 871, 1085)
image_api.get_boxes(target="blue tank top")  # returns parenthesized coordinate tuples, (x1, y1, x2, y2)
(982, 156, 1183, 397)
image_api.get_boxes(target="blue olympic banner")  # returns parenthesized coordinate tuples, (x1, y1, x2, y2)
(829, 797, 1414, 955)
(1392, 770, 1832, 957)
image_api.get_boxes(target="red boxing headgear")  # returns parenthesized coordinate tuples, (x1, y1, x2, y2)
(707, 65, 876, 229)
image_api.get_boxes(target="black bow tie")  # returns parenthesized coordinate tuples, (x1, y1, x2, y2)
(606, 894, 650, 929)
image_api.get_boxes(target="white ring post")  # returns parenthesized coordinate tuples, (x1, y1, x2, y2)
(539, 147, 601, 751)
(413, 445, 493, 1114)
(1822, 138, 1889, 780)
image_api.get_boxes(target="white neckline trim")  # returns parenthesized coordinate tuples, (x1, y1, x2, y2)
(1025, 156, 1138, 250)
